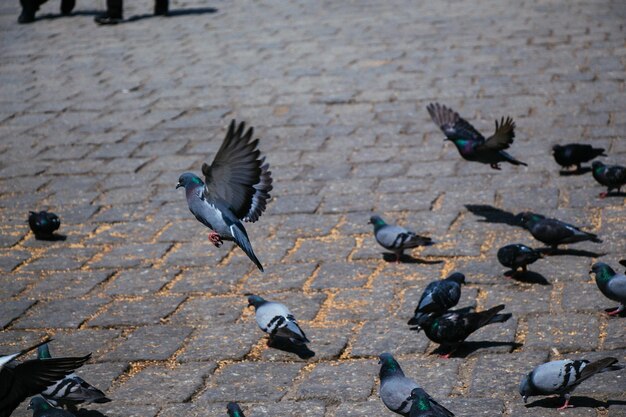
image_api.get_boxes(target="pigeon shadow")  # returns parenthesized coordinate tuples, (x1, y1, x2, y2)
(537, 248, 605, 258)
(127, 7, 218, 22)
(464, 205, 522, 227)
(504, 270, 550, 285)
(268, 337, 315, 360)
(34, 233, 67, 242)
(433, 341, 522, 359)
(382, 253, 443, 264)
(34, 9, 102, 21)
(559, 167, 591, 176)
(526, 396, 626, 409)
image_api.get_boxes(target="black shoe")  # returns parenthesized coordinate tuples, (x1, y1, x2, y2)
(154, 0, 168, 15)
(60, 0, 75, 15)
(94, 14, 123, 24)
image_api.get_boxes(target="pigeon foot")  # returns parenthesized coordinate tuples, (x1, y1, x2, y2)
(557, 399, 571, 410)
(208, 232, 223, 247)
(607, 307, 622, 316)
(490, 163, 501, 170)
(598, 192, 608, 199)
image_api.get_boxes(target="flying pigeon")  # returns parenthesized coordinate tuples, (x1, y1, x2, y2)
(497, 244, 542, 273)
(408, 388, 455, 417)
(177, 120, 273, 272)
(247, 294, 309, 345)
(369, 215, 433, 262)
(591, 161, 626, 198)
(0, 339, 91, 417)
(552, 144, 605, 171)
(27, 397, 74, 417)
(515, 212, 601, 250)
(37, 343, 110, 408)
(414, 305, 512, 358)
(427, 103, 526, 170)
(227, 402, 245, 417)
(519, 357, 623, 409)
(590, 262, 626, 316)
(407, 272, 466, 326)
(378, 353, 420, 416)
(28, 211, 60, 240)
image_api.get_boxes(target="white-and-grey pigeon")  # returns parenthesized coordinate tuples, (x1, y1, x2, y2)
(590, 262, 626, 315)
(0, 339, 90, 417)
(37, 343, 110, 408)
(378, 352, 421, 416)
(177, 120, 273, 272)
(248, 295, 309, 345)
(407, 272, 465, 327)
(369, 215, 433, 262)
(519, 357, 623, 409)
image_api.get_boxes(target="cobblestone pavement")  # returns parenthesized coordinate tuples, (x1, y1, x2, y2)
(1, 0, 626, 416)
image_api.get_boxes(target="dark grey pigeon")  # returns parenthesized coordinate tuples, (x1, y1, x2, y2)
(590, 262, 626, 315)
(378, 353, 420, 416)
(415, 305, 512, 358)
(27, 397, 74, 417)
(369, 215, 433, 262)
(28, 211, 61, 240)
(37, 343, 110, 408)
(515, 211, 601, 250)
(591, 161, 626, 198)
(407, 272, 465, 326)
(248, 295, 309, 345)
(427, 102, 526, 170)
(497, 244, 542, 273)
(227, 402, 245, 417)
(519, 357, 623, 409)
(0, 340, 90, 417)
(408, 388, 455, 417)
(177, 120, 273, 272)
(552, 144, 605, 171)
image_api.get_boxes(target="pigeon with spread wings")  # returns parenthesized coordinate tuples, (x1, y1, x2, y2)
(427, 103, 526, 170)
(177, 120, 273, 271)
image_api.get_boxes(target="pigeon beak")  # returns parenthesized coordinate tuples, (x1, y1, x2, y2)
(522, 396, 528, 403)
(176, 182, 183, 189)
(27, 404, 33, 410)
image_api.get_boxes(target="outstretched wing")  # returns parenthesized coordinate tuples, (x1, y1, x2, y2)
(202, 120, 273, 221)
(478, 116, 515, 151)
(427, 103, 485, 143)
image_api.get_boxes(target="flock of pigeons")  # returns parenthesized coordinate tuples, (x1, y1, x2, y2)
(2, 104, 625, 417)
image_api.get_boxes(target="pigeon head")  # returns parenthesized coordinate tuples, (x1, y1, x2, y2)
(247, 294, 267, 309)
(551, 144, 562, 154)
(176, 173, 204, 190)
(446, 272, 466, 285)
(414, 312, 435, 329)
(590, 262, 615, 282)
(518, 374, 535, 403)
(408, 388, 431, 410)
(27, 396, 52, 411)
(227, 402, 245, 417)
(369, 215, 387, 230)
(37, 343, 51, 360)
(515, 211, 544, 228)
(591, 160, 605, 172)
(378, 352, 404, 379)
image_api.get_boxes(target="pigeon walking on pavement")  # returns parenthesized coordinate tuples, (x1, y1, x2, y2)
(37, 343, 110, 409)
(519, 357, 623, 409)
(552, 144, 605, 172)
(414, 305, 512, 358)
(177, 120, 273, 272)
(27, 397, 74, 417)
(227, 402, 245, 417)
(0, 340, 91, 417)
(378, 353, 420, 416)
(497, 244, 542, 274)
(407, 272, 466, 327)
(248, 295, 309, 345)
(590, 262, 626, 316)
(369, 215, 433, 262)
(28, 211, 61, 240)
(407, 388, 454, 417)
(427, 103, 526, 170)
(515, 212, 601, 250)
(591, 161, 626, 198)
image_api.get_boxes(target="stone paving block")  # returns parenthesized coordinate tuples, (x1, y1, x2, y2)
(483, 284, 551, 316)
(562, 279, 615, 314)
(103, 268, 174, 296)
(13, 297, 109, 329)
(169, 296, 242, 325)
(88, 243, 171, 269)
(525, 314, 600, 352)
(199, 362, 304, 403)
(178, 322, 260, 362)
(110, 363, 213, 404)
(294, 360, 377, 401)
(604, 319, 626, 351)
(26, 271, 112, 299)
(439, 398, 505, 417)
(102, 326, 193, 362)
(326, 288, 394, 321)
(47, 328, 122, 359)
(285, 236, 355, 264)
(333, 399, 390, 417)
(246, 262, 317, 293)
(351, 317, 429, 357)
(275, 213, 340, 238)
(470, 351, 549, 396)
(0, 299, 34, 329)
(169, 263, 250, 294)
(395, 357, 463, 398)
(311, 262, 373, 289)
(89, 295, 185, 327)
